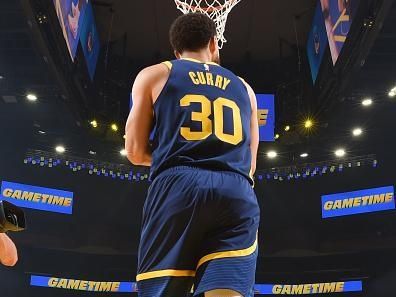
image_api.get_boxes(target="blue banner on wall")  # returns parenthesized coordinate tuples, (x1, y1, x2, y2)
(80, 2, 100, 80)
(322, 186, 395, 218)
(254, 281, 362, 295)
(1, 181, 74, 215)
(256, 94, 275, 142)
(30, 275, 136, 293)
(307, 1, 328, 83)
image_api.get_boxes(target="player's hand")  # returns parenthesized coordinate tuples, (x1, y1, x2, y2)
(0, 233, 18, 266)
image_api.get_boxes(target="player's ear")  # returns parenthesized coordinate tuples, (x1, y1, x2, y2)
(209, 37, 217, 54)
(174, 50, 181, 59)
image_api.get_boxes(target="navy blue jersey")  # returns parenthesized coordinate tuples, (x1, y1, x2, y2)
(150, 58, 252, 183)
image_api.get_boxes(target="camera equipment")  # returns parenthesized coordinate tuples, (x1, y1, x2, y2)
(0, 201, 26, 233)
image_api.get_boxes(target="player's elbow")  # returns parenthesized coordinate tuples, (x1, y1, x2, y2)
(126, 150, 146, 166)
(125, 139, 141, 165)
(127, 155, 145, 166)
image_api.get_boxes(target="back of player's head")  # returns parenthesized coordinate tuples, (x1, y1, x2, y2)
(169, 13, 217, 53)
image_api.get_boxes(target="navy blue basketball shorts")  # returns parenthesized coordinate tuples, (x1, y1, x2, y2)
(136, 166, 260, 297)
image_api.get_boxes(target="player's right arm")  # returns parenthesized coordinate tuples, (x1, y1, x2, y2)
(125, 63, 170, 166)
(242, 80, 259, 177)
(0, 233, 18, 267)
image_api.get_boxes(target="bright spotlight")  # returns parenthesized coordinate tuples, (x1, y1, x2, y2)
(335, 148, 346, 157)
(352, 128, 363, 137)
(120, 149, 127, 156)
(267, 151, 277, 159)
(55, 146, 66, 153)
(111, 124, 118, 132)
(300, 153, 309, 158)
(304, 119, 313, 129)
(389, 87, 396, 98)
(362, 98, 373, 106)
(90, 120, 98, 128)
(26, 93, 38, 101)
(284, 125, 290, 132)
(274, 134, 280, 140)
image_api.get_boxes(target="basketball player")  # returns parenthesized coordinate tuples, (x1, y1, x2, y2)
(0, 233, 18, 266)
(125, 13, 260, 297)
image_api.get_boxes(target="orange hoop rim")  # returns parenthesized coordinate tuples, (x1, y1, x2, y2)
(174, 0, 238, 13)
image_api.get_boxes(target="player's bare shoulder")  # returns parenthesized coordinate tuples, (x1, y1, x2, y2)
(133, 62, 171, 104)
(238, 76, 257, 109)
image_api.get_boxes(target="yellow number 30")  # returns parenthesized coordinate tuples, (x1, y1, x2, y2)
(180, 94, 243, 145)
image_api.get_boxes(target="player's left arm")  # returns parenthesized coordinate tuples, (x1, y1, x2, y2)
(125, 64, 169, 166)
(244, 81, 259, 176)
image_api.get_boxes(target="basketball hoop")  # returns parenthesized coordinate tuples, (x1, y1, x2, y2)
(174, 0, 242, 49)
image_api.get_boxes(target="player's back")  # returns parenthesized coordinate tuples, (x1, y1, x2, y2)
(150, 58, 252, 183)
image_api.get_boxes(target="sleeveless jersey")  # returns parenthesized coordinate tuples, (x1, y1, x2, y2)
(150, 58, 253, 184)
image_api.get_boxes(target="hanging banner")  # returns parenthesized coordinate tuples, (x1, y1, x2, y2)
(256, 94, 275, 142)
(53, 0, 88, 60)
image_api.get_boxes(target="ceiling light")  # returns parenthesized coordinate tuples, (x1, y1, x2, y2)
(389, 86, 396, 98)
(304, 119, 313, 129)
(38, 130, 46, 135)
(55, 146, 66, 153)
(26, 93, 38, 101)
(89, 150, 96, 155)
(120, 149, 127, 156)
(362, 98, 372, 106)
(267, 151, 277, 159)
(274, 134, 280, 140)
(90, 120, 98, 128)
(352, 128, 363, 137)
(111, 123, 118, 132)
(300, 153, 309, 158)
(284, 125, 290, 132)
(335, 148, 346, 157)
(0, 75, 4, 80)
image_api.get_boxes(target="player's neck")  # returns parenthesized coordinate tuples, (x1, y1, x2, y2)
(179, 51, 212, 64)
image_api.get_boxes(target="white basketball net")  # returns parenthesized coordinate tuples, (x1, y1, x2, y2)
(174, 0, 242, 49)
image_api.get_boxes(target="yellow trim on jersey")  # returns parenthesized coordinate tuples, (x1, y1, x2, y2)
(181, 57, 219, 66)
(196, 238, 258, 269)
(162, 61, 173, 70)
(136, 269, 195, 282)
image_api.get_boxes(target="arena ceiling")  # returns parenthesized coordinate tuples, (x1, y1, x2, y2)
(93, 0, 316, 64)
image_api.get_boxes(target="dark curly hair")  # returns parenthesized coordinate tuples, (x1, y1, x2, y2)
(169, 13, 217, 53)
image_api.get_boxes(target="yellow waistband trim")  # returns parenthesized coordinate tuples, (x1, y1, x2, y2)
(162, 61, 173, 70)
(196, 239, 258, 269)
(136, 269, 195, 282)
(181, 57, 219, 66)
